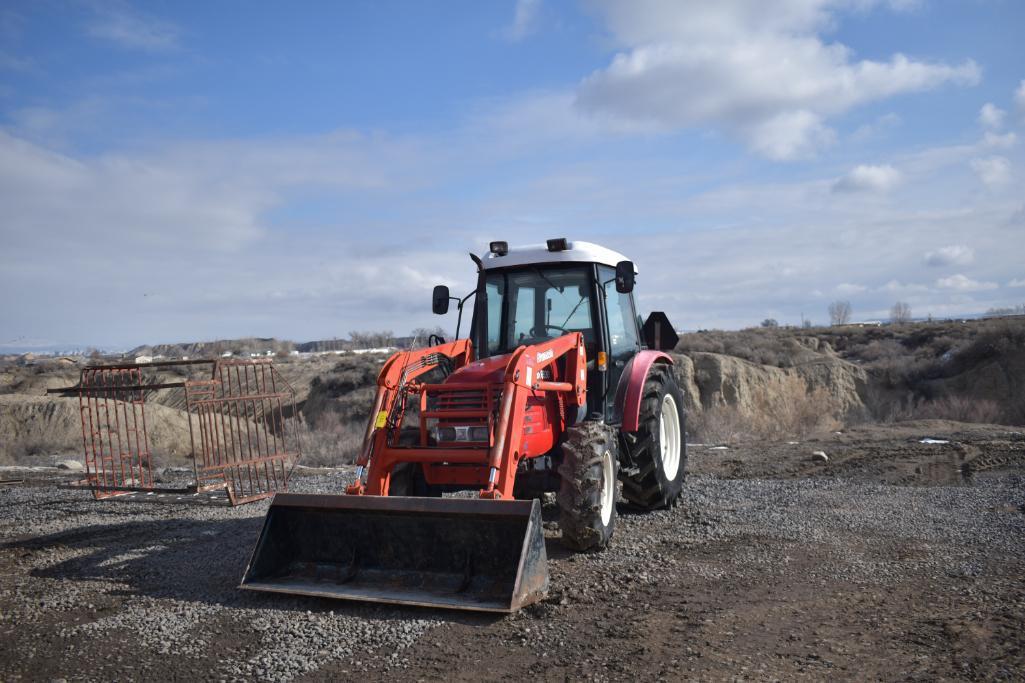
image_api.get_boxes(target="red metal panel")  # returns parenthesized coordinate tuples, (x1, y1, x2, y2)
(617, 350, 674, 433)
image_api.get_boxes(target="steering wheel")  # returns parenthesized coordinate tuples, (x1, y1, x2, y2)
(531, 323, 569, 336)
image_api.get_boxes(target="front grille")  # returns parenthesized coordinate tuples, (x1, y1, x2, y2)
(423, 385, 501, 424)
(434, 390, 494, 413)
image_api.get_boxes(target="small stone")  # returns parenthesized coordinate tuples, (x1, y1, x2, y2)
(55, 460, 84, 471)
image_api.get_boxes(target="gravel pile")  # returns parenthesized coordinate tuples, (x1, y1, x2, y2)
(2, 463, 1023, 680)
(593, 472, 1025, 588)
(0, 471, 443, 681)
(498, 472, 1025, 661)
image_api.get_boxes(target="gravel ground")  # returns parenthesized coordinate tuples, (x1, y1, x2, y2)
(1, 421, 1024, 681)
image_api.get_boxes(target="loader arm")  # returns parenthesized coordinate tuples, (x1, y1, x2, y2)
(348, 333, 586, 500)
(482, 332, 586, 499)
(348, 338, 473, 493)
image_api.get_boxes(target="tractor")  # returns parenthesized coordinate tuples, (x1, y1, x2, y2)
(242, 239, 685, 612)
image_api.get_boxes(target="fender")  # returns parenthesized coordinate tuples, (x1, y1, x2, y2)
(614, 350, 674, 432)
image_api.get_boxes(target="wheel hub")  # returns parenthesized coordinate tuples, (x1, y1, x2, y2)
(660, 394, 681, 478)
(599, 447, 615, 526)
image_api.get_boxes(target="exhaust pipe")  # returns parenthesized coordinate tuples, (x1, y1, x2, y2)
(240, 494, 549, 613)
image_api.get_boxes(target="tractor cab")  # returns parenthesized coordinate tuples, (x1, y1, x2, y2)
(433, 238, 674, 423)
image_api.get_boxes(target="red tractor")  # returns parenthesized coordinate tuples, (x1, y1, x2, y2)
(243, 239, 685, 612)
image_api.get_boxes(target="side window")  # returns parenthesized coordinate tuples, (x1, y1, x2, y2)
(511, 285, 536, 343)
(486, 280, 502, 354)
(601, 266, 639, 358)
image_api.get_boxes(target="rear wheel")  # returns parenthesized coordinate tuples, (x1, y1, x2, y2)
(622, 365, 687, 509)
(557, 422, 618, 550)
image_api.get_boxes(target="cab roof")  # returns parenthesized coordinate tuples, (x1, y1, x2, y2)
(481, 240, 635, 272)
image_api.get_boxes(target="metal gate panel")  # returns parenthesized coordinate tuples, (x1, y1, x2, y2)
(77, 367, 154, 498)
(52, 358, 302, 505)
(185, 360, 299, 505)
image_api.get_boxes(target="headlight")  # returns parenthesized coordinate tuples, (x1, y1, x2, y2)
(432, 425, 490, 443)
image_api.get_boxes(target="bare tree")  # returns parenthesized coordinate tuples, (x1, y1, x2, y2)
(409, 326, 450, 348)
(890, 301, 912, 323)
(828, 300, 852, 326)
(349, 330, 395, 348)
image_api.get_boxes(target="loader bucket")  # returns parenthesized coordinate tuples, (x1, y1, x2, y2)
(240, 493, 549, 613)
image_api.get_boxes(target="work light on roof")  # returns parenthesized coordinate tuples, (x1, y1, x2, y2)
(489, 241, 509, 256)
(546, 237, 568, 252)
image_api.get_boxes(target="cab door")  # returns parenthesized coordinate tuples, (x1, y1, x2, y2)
(598, 264, 641, 422)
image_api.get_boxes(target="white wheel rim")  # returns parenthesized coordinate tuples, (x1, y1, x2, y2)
(660, 393, 681, 478)
(599, 448, 615, 526)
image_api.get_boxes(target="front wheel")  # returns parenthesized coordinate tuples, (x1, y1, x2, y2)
(557, 422, 619, 551)
(388, 428, 441, 497)
(621, 365, 687, 509)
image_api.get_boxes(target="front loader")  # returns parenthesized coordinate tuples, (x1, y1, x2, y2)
(242, 239, 685, 612)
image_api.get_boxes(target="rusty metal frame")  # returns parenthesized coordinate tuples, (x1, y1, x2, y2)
(49, 358, 301, 505)
(185, 359, 300, 505)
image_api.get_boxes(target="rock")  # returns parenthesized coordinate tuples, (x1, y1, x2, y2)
(811, 450, 829, 462)
(55, 460, 84, 471)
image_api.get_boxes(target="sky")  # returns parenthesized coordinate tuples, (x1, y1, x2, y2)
(1, 0, 1024, 351)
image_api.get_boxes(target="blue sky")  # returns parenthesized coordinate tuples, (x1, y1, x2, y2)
(1, 0, 1023, 350)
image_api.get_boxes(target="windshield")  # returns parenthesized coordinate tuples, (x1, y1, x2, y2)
(480, 265, 595, 357)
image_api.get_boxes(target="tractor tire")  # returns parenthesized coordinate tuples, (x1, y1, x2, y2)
(557, 421, 619, 551)
(621, 365, 687, 510)
(388, 429, 441, 497)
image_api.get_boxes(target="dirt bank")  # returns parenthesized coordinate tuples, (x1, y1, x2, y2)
(0, 394, 195, 463)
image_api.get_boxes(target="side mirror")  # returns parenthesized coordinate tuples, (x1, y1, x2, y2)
(615, 261, 635, 294)
(432, 285, 450, 315)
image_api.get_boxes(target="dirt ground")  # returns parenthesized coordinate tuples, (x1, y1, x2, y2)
(1, 419, 1023, 681)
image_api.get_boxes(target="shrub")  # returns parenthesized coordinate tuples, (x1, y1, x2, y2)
(303, 356, 383, 428)
(301, 412, 365, 467)
(690, 375, 841, 444)
(888, 396, 1004, 425)
(0, 434, 74, 465)
(689, 405, 750, 445)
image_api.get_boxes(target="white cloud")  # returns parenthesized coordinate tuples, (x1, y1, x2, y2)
(836, 282, 866, 294)
(502, 0, 541, 42)
(0, 129, 480, 347)
(850, 112, 901, 142)
(1015, 80, 1025, 123)
(573, 1, 980, 160)
(746, 111, 836, 161)
(983, 131, 1017, 149)
(832, 164, 901, 192)
(970, 156, 1012, 187)
(978, 102, 1006, 129)
(881, 279, 928, 293)
(87, 3, 179, 51)
(923, 244, 974, 267)
(1008, 278, 1025, 288)
(0, 129, 431, 254)
(935, 274, 998, 291)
